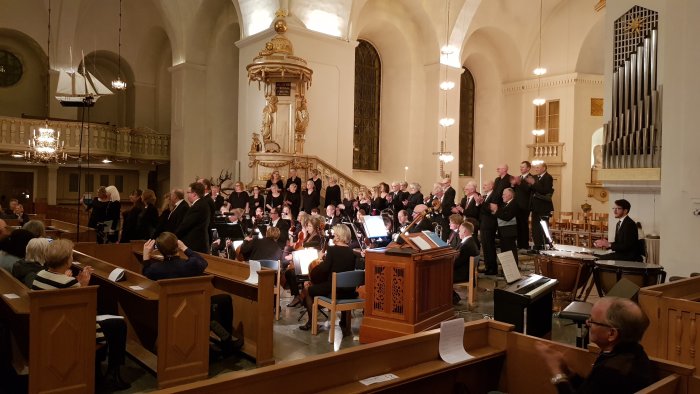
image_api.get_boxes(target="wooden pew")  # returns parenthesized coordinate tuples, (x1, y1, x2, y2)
(6, 218, 96, 242)
(74, 242, 276, 367)
(154, 320, 697, 394)
(639, 276, 700, 378)
(71, 251, 212, 389)
(0, 268, 97, 393)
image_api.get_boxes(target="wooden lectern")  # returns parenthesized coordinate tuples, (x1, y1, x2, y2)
(360, 237, 458, 343)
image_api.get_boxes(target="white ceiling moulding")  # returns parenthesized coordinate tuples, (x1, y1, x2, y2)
(501, 73, 604, 95)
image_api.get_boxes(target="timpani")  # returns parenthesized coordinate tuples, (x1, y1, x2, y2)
(593, 260, 666, 296)
(536, 250, 598, 301)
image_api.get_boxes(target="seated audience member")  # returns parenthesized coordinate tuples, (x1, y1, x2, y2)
(12, 237, 50, 287)
(0, 229, 36, 273)
(453, 222, 479, 305)
(10, 203, 30, 225)
(31, 239, 130, 390)
(22, 219, 46, 238)
(239, 227, 283, 261)
(3, 199, 19, 216)
(141, 232, 242, 357)
(593, 199, 643, 262)
(298, 224, 358, 335)
(537, 297, 656, 394)
(0, 219, 10, 241)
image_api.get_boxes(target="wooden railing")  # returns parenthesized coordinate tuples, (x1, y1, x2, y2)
(248, 152, 364, 198)
(0, 116, 170, 162)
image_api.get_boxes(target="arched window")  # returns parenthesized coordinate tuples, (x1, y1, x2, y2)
(353, 40, 381, 171)
(458, 67, 475, 176)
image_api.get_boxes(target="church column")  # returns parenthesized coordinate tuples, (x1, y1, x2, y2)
(168, 62, 208, 189)
(46, 164, 58, 205)
(138, 168, 149, 191)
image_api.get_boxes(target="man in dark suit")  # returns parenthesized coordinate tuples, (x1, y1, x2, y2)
(453, 221, 480, 304)
(408, 204, 434, 233)
(492, 164, 512, 207)
(199, 178, 217, 232)
(527, 162, 554, 250)
(495, 188, 519, 265)
(268, 207, 289, 249)
(440, 177, 456, 220)
(239, 227, 283, 261)
(478, 181, 498, 275)
(164, 189, 189, 233)
(211, 185, 225, 212)
(454, 181, 481, 244)
(593, 199, 643, 261)
(514, 161, 532, 249)
(176, 182, 211, 254)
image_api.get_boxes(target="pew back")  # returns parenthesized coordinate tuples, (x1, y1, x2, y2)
(0, 268, 97, 393)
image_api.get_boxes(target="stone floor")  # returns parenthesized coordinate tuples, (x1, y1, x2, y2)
(96, 254, 597, 393)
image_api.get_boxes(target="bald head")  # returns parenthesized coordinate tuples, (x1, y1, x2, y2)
(413, 204, 428, 215)
(497, 164, 509, 177)
(483, 181, 494, 193)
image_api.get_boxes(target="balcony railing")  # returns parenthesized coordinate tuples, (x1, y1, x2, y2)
(0, 116, 170, 162)
(527, 142, 565, 164)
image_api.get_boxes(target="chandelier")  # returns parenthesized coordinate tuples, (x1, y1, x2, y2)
(111, 0, 127, 90)
(25, 126, 66, 163)
(25, 0, 65, 164)
(434, 0, 454, 165)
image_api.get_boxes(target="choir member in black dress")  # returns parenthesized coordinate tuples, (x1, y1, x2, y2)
(120, 189, 143, 243)
(309, 169, 323, 198)
(357, 190, 371, 215)
(369, 186, 387, 215)
(249, 185, 265, 213)
(324, 176, 341, 207)
(265, 184, 284, 212)
(86, 187, 110, 240)
(265, 170, 284, 192)
(300, 180, 320, 214)
(285, 168, 302, 196)
(104, 186, 122, 243)
(228, 181, 250, 212)
(283, 183, 300, 219)
(405, 183, 424, 213)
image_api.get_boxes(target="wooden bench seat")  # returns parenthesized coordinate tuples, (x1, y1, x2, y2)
(0, 268, 97, 393)
(154, 320, 699, 394)
(72, 251, 212, 389)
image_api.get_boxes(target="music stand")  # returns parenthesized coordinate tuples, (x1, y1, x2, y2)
(215, 223, 245, 240)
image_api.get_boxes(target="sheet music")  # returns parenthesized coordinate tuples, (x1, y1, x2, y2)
(246, 260, 261, 284)
(359, 373, 399, 386)
(293, 248, 319, 275)
(96, 314, 124, 321)
(411, 236, 432, 251)
(498, 251, 521, 284)
(439, 318, 474, 364)
(422, 231, 448, 247)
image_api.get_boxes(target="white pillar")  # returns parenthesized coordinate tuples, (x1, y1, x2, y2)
(169, 62, 208, 189)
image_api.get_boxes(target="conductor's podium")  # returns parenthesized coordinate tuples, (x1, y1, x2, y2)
(360, 246, 458, 343)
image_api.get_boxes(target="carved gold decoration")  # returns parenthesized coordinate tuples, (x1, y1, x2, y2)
(594, 0, 606, 12)
(250, 133, 262, 153)
(590, 98, 603, 116)
(625, 16, 646, 35)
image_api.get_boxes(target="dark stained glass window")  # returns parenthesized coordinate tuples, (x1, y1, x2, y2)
(353, 40, 381, 171)
(458, 68, 475, 177)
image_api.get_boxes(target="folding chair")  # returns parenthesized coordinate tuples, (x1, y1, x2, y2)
(258, 259, 281, 321)
(311, 270, 365, 342)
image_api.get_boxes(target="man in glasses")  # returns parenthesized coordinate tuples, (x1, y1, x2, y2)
(593, 199, 643, 262)
(537, 297, 656, 393)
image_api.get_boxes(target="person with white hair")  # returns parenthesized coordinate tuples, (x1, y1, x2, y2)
(12, 237, 51, 287)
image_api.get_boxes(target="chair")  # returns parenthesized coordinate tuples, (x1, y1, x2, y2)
(454, 256, 479, 307)
(258, 259, 281, 321)
(311, 270, 365, 342)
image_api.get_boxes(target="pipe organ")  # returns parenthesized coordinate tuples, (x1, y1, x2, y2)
(603, 6, 660, 169)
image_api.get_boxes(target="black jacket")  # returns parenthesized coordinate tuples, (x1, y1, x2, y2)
(240, 237, 283, 262)
(530, 172, 555, 214)
(607, 216, 642, 262)
(176, 199, 211, 253)
(454, 236, 479, 282)
(441, 186, 456, 219)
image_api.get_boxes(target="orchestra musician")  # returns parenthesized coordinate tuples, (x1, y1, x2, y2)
(269, 207, 290, 249)
(239, 227, 283, 261)
(446, 214, 463, 249)
(298, 224, 359, 335)
(285, 215, 323, 308)
(409, 204, 434, 233)
(477, 180, 498, 275)
(325, 204, 342, 228)
(453, 222, 480, 305)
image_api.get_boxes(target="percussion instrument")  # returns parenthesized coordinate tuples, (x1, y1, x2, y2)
(536, 250, 597, 301)
(593, 260, 665, 296)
